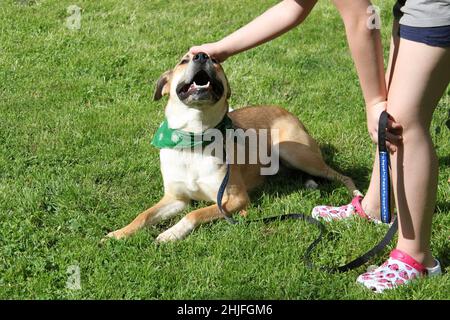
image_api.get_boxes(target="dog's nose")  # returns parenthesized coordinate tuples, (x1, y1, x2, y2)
(193, 52, 209, 64)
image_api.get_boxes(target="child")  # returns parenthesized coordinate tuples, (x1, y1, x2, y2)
(190, 0, 450, 293)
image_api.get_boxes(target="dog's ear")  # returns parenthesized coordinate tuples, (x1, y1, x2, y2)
(153, 70, 173, 101)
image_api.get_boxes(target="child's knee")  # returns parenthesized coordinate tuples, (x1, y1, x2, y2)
(388, 106, 428, 134)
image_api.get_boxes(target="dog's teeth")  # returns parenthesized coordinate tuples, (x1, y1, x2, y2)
(190, 81, 210, 90)
(196, 82, 210, 89)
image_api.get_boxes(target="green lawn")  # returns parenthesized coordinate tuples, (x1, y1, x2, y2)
(0, 0, 449, 300)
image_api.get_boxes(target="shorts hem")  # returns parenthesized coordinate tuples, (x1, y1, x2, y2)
(399, 24, 450, 48)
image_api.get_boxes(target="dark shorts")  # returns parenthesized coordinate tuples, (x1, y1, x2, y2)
(398, 24, 450, 47)
(394, 0, 450, 47)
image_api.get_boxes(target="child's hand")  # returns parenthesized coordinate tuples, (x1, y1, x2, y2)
(366, 101, 403, 152)
(189, 42, 229, 63)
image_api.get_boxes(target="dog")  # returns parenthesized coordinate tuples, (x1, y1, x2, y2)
(104, 52, 358, 243)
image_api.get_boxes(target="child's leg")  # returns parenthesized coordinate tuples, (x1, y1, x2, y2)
(360, 20, 401, 219)
(386, 38, 450, 267)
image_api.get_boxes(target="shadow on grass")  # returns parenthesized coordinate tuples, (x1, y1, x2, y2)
(436, 245, 450, 269)
(249, 162, 371, 202)
(436, 200, 450, 216)
(248, 143, 371, 201)
(438, 154, 450, 166)
(320, 143, 372, 191)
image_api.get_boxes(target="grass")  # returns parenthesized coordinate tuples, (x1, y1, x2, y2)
(0, 0, 449, 300)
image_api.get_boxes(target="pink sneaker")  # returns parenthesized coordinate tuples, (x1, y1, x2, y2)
(312, 195, 382, 223)
(357, 249, 442, 293)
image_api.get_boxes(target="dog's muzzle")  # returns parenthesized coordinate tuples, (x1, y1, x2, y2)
(176, 53, 224, 103)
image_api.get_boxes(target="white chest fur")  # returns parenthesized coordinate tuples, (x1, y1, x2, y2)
(159, 148, 226, 202)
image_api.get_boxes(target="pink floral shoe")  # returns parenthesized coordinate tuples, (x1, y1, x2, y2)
(357, 249, 442, 293)
(311, 195, 382, 224)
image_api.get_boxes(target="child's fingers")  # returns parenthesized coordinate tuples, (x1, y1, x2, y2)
(386, 141, 397, 153)
(385, 129, 403, 153)
(386, 131, 402, 144)
(190, 44, 215, 55)
(387, 118, 403, 144)
(387, 119, 403, 130)
(387, 119, 402, 130)
(189, 46, 203, 54)
(189, 43, 227, 62)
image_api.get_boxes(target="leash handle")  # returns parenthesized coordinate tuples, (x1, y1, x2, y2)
(378, 111, 391, 224)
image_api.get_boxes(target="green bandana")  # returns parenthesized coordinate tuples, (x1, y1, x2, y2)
(151, 114, 234, 149)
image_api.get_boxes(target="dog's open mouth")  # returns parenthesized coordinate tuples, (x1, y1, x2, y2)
(180, 70, 211, 94)
(176, 70, 223, 102)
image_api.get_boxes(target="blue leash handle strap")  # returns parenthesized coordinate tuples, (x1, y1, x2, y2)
(378, 111, 391, 224)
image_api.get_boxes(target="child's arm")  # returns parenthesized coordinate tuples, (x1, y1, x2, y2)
(190, 0, 318, 62)
(333, 0, 401, 149)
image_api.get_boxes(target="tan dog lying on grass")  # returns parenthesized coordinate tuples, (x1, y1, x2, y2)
(104, 52, 358, 243)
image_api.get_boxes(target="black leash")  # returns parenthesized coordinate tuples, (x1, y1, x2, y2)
(217, 162, 238, 225)
(216, 111, 398, 272)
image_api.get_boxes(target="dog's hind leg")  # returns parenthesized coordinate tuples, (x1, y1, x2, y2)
(278, 141, 358, 196)
(104, 195, 188, 241)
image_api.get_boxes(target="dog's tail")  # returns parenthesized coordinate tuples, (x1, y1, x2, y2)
(323, 166, 363, 198)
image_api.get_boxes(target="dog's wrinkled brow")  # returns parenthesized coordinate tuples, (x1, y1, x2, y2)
(178, 54, 190, 64)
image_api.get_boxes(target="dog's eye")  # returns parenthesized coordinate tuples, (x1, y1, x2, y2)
(211, 58, 218, 64)
(179, 59, 189, 65)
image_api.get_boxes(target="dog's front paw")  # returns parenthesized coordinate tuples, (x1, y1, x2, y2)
(155, 217, 195, 243)
(156, 229, 180, 243)
(101, 229, 126, 243)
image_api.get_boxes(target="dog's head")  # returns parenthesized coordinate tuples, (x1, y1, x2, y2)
(153, 52, 230, 107)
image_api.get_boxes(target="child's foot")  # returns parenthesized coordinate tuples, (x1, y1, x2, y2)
(357, 249, 441, 293)
(311, 195, 382, 223)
